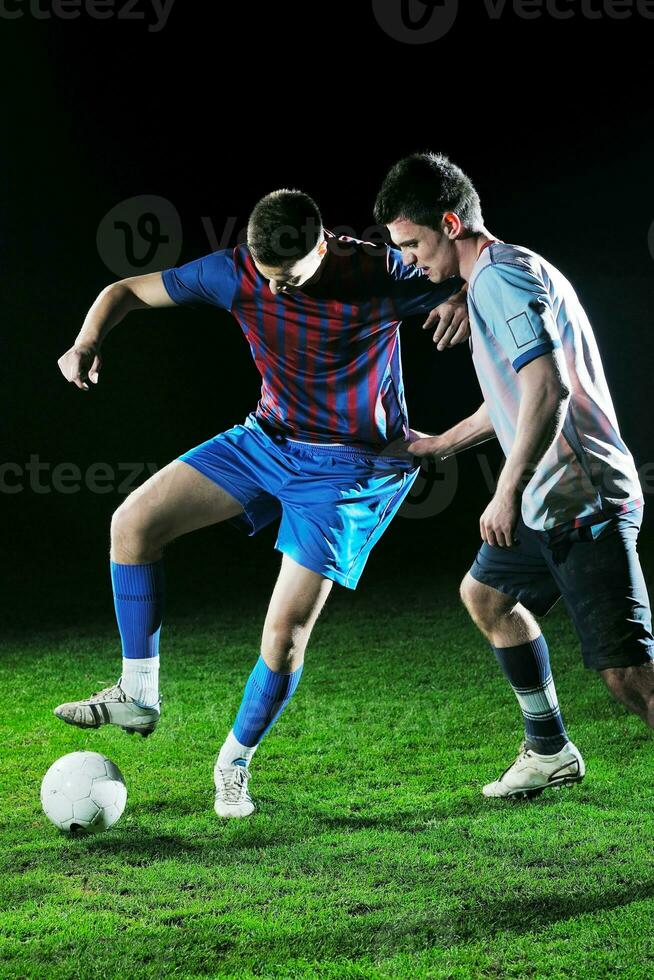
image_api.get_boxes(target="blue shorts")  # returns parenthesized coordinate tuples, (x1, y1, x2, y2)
(178, 413, 419, 590)
(469, 507, 654, 671)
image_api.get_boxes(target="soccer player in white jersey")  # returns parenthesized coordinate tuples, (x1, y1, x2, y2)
(375, 153, 654, 798)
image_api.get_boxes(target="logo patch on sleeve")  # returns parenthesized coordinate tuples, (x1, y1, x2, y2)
(507, 311, 538, 349)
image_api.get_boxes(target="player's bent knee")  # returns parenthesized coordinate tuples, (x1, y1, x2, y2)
(459, 573, 486, 613)
(110, 501, 169, 556)
(459, 573, 514, 630)
(262, 619, 311, 664)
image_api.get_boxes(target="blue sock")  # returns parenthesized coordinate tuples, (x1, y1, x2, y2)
(491, 634, 568, 754)
(110, 560, 165, 707)
(232, 655, 304, 748)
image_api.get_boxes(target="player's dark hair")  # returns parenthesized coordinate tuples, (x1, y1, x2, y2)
(374, 153, 484, 233)
(247, 189, 323, 267)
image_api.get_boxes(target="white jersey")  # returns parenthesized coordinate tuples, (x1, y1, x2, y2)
(468, 242, 642, 532)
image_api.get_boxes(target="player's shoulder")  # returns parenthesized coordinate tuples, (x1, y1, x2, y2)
(471, 243, 552, 296)
(325, 229, 387, 261)
(475, 242, 545, 276)
(170, 245, 241, 274)
(206, 243, 254, 282)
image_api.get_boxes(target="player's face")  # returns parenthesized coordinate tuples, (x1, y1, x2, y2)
(254, 237, 328, 296)
(387, 218, 458, 283)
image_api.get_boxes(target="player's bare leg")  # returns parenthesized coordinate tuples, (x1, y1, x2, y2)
(459, 573, 540, 647)
(460, 573, 654, 730)
(54, 460, 245, 735)
(599, 662, 654, 728)
(261, 554, 333, 672)
(110, 458, 245, 564)
(459, 573, 584, 798)
(215, 555, 333, 817)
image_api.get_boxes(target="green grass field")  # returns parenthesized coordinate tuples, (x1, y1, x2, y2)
(2, 565, 654, 979)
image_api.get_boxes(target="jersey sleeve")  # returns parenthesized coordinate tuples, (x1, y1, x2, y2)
(161, 249, 238, 310)
(385, 246, 462, 315)
(470, 262, 562, 372)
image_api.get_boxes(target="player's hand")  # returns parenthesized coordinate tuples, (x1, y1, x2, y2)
(479, 490, 521, 548)
(406, 430, 449, 459)
(422, 289, 470, 350)
(58, 345, 102, 391)
(380, 429, 439, 461)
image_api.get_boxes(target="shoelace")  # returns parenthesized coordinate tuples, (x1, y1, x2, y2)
(85, 685, 162, 709)
(87, 684, 126, 703)
(498, 741, 532, 781)
(216, 765, 251, 804)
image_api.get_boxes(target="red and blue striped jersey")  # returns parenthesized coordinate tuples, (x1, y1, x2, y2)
(162, 231, 459, 448)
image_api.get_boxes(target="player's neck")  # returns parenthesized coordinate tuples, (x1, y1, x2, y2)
(299, 245, 330, 291)
(457, 229, 495, 282)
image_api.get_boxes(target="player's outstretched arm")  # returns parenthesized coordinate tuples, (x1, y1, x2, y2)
(408, 402, 495, 460)
(58, 273, 176, 391)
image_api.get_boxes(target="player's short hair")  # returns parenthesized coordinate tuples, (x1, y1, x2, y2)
(374, 153, 484, 233)
(247, 189, 323, 267)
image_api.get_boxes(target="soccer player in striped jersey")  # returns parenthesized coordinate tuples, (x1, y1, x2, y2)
(54, 189, 469, 817)
(376, 153, 654, 799)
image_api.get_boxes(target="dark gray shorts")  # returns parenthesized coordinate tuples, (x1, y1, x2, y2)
(469, 507, 654, 671)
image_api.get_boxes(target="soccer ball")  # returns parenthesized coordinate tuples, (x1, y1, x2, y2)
(40, 751, 127, 834)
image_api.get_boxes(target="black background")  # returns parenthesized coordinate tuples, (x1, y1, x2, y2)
(3, 0, 654, 627)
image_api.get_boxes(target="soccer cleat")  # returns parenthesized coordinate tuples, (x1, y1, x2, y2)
(482, 740, 585, 799)
(53, 681, 161, 737)
(214, 759, 255, 818)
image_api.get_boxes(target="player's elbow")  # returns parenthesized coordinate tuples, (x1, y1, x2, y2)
(547, 379, 571, 404)
(103, 279, 148, 311)
(97, 280, 133, 308)
(539, 382, 571, 423)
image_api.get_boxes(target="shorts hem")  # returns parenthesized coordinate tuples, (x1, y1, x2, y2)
(177, 456, 257, 534)
(274, 546, 357, 590)
(468, 563, 559, 618)
(585, 644, 654, 672)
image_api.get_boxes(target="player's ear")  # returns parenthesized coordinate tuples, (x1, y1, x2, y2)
(442, 212, 462, 239)
(318, 239, 328, 257)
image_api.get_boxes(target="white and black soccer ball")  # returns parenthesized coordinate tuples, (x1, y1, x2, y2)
(40, 751, 127, 834)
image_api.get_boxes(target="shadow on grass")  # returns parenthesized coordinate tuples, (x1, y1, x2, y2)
(367, 879, 654, 953)
(216, 879, 654, 964)
(7, 811, 654, 963)
(7, 788, 589, 880)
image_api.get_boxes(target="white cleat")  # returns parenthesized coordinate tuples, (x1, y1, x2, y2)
(483, 741, 585, 799)
(53, 680, 161, 738)
(214, 759, 255, 818)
